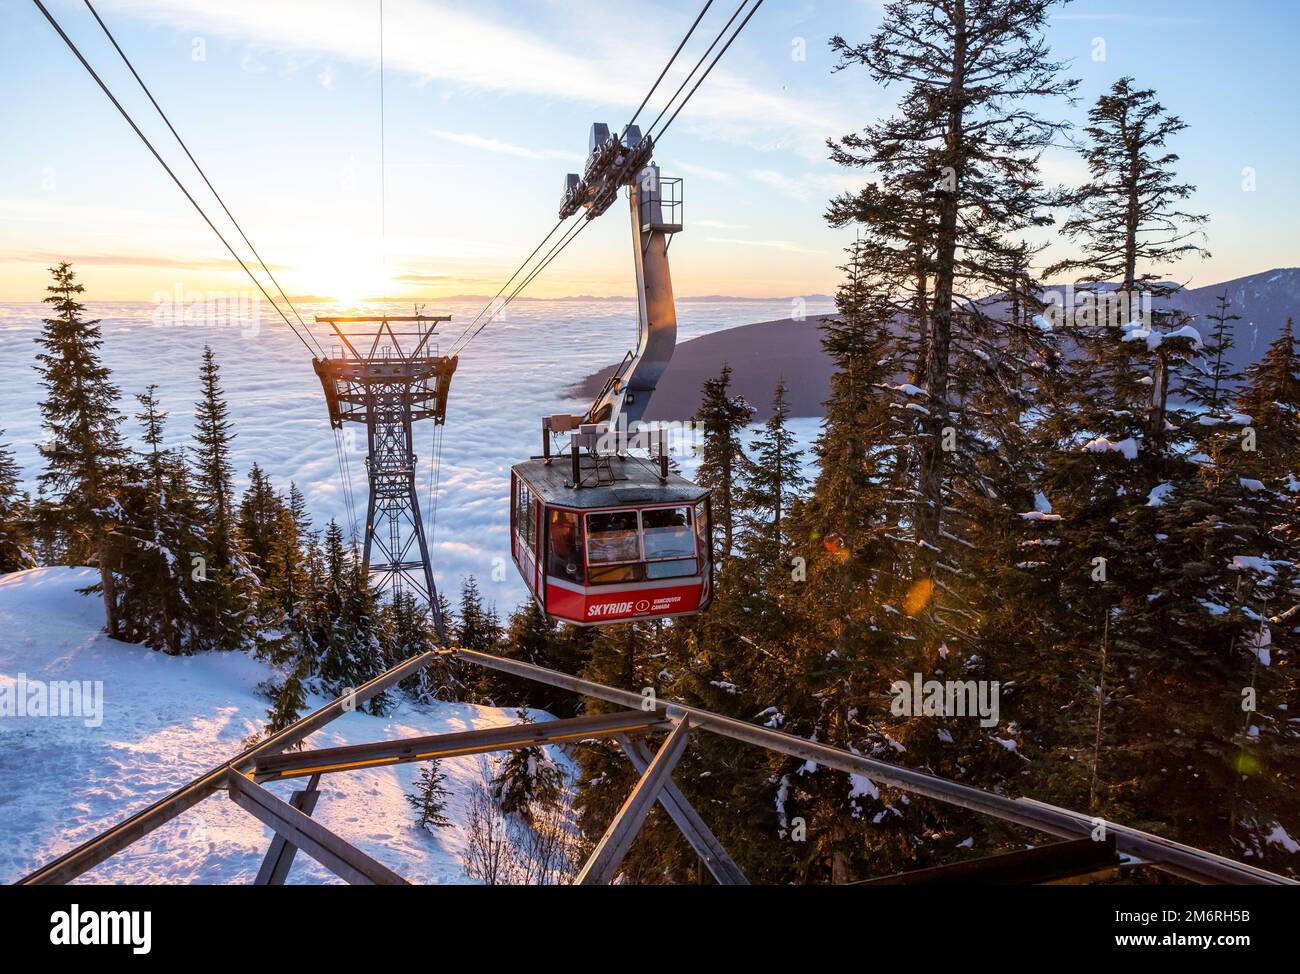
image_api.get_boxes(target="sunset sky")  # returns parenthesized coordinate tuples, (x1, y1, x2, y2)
(1, 0, 1296, 304)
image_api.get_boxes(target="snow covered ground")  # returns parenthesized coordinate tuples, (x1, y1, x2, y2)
(0, 566, 562, 884)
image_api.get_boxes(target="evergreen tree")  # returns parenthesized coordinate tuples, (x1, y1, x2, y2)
(33, 261, 129, 635)
(456, 575, 505, 702)
(1046, 77, 1208, 456)
(794, 4, 1081, 877)
(453, 575, 495, 652)
(237, 463, 282, 582)
(265, 656, 310, 736)
(116, 386, 203, 653)
(1049, 77, 1207, 292)
(799, 241, 907, 553)
(237, 463, 297, 633)
(193, 346, 237, 552)
(692, 364, 753, 561)
(1186, 292, 1243, 416)
(190, 346, 254, 650)
(0, 434, 34, 574)
(317, 520, 389, 713)
(1237, 319, 1300, 479)
(736, 379, 806, 568)
(491, 708, 565, 825)
(830, 0, 1076, 574)
(388, 589, 453, 702)
(1020, 81, 1283, 856)
(406, 761, 453, 831)
(284, 484, 313, 614)
(277, 482, 323, 678)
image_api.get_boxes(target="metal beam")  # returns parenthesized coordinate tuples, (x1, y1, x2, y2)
(254, 774, 322, 885)
(254, 710, 670, 782)
(227, 771, 407, 886)
(577, 718, 691, 885)
(860, 836, 1122, 885)
(23, 643, 1298, 886)
(18, 651, 437, 885)
(618, 736, 748, 885)
(315, 315, 451, 323)
(450, 648, 1294, 886)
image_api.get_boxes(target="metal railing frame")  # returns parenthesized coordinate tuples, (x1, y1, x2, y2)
(16, 647, 1295, 886)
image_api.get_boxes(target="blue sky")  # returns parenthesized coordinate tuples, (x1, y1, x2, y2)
(1, 0, 1296, 302)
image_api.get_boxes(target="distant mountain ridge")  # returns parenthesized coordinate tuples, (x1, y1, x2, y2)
(571, 268, 1299, 420)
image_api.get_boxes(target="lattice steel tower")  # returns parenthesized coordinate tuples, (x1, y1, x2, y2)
(313, 315, 457, 643)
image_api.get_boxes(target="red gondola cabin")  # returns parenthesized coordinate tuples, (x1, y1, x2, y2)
(510, 456, 713, 625)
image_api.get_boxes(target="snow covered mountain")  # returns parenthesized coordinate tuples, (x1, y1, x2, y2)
(0, 567, 558, 884)
(1174, 267, 1300, 371)
(575, 269, 1300, 420)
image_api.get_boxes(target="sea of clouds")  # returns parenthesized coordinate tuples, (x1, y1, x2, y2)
(0, 297, 829, 613)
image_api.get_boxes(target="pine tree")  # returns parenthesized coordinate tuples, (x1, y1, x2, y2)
(736, 379, 806, 569)
(1020, 76, 1231, 839)
(276, 482, 322, 678)
(33, 261, 129, 635)
(284, 483, 313, 614)
(1046, 77, 1208, 456)
(317, 520, 389, 713)
(193, 346, 237, 554)
(388, 590, 452, 702)
(1049, 77, 1207, 293)
(457, 575, 507, 703)
(116, 386, 203, 653)
(830, 0, 1076, 573)
(190, 346, 254, 650)
(0, 434, 34, 574)
(237, 463, 281, 581)
(237, 463, 296, 632)
(807, 5, 1081, 876)
(456, 575, 498, 653)
(265, 656, 310, 735)
(692, 364, 753, 561)
(1237, 319, 1300, 479)
(754, 241, 966, 881)
(317, 518, 351, 690)
(406, 761, 453, 831)
(799, 241, 906, 553)
(491, 708, 564, 825)
(1186, 292, 1243, 417)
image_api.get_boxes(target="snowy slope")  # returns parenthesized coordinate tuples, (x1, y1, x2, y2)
(0, 567, 558, 885)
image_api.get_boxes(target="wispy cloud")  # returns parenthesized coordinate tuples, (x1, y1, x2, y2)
(394, 272, 450, 284)
(672, 161, 735, 184)
(96, 0, 851, 157)
(16, 251, 287, 272)
(429, 129, 582, 162)
(705, 236, 827, 255)
(694, 219, 749, 230)
(749, 168, 860, 202)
